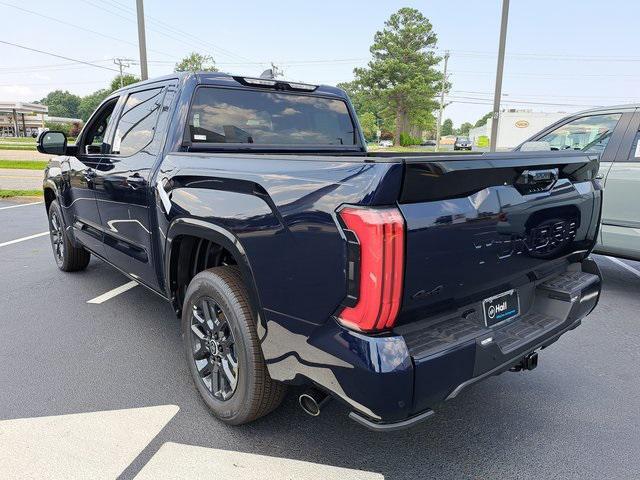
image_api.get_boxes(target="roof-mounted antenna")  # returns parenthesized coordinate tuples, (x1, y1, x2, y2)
(260, 63, 283, 79)
(260, 68, 274, 79)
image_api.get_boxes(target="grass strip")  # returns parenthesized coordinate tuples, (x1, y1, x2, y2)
(0, 189, 43, 198)
(0, 160, 48, 170)
(0, 144, 38, 151)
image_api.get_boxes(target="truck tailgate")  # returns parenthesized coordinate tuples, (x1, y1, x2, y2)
(395, 152, 601, 324)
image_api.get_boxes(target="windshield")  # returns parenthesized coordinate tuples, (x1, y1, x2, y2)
(187, 87, 357, 147)
(537, 113, 621, 153)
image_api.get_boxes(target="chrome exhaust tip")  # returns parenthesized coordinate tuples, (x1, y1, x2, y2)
(298, 388, 330, 417)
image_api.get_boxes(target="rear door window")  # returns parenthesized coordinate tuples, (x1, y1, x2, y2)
(112, 87, 164, 156)
(187, 87, 357, 146)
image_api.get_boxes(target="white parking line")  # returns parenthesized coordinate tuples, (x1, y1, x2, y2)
(0, 405, 179, 480)
(607, 256, 640, 280)
(0, 231, 48, 248)
(0, 201, 43, 210)
(87, 280, 139, 304)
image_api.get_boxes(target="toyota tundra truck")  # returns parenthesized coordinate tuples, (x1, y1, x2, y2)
(38, 72, 602, 430)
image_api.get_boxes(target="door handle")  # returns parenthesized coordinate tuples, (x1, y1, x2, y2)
(126, 173, 146, 189)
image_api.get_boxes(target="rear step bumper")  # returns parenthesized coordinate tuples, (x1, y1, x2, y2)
(446, 317, 580, 400)
(339, 258, 601, 430)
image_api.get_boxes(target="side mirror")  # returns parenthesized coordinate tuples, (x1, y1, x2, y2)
(37, 131, 67, 155)
(520, 141, 551, 152)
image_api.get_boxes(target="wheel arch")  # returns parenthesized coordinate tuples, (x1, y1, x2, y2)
(43, 180, 58, 212)
(165, 217, 266, 337)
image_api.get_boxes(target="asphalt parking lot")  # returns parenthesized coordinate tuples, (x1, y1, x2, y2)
(1, 197, 639, 480)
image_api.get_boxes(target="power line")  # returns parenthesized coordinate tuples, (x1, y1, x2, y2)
(449, 70, 639, 79)
(439, 48, 640, 62)
(0, 59, 113, 74)
(448, 95, 600, 108)
(79, 0, 257, 65)
(107, 0, 258, 64)
(0, 39, 120, 72)
(451, 90, 640, 101)
(0, 80, 106, 87)
(0, 1, 170, 58)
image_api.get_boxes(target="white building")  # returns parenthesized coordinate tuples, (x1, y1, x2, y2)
(0, 101, 82, 137)
(0, 101, 48, 137)
(469, 110, 568, 150)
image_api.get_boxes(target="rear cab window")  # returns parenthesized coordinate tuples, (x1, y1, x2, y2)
(185, 87, 358, 149)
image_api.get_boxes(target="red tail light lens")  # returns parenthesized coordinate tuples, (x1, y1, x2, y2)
(337, 207, 405, 332)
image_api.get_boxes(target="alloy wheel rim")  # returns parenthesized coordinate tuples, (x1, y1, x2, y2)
(50, 212, 64, 264)
(190, 297, 238, 400)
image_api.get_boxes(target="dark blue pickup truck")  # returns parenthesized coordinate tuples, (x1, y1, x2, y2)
(38, 72, 602, 430)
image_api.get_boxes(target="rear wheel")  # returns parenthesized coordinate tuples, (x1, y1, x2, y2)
(182, 266, 286, 424)
(48, 200, 90, 271)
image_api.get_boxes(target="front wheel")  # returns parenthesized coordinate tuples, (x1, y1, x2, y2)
(182, 266, 286, 425)
(48, 200, 90, 271)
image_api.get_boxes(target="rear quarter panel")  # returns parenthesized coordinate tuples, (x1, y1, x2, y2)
(155, 153, 403, 390)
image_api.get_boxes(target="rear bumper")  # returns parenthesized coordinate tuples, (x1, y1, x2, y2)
(286, 258, 601, 430)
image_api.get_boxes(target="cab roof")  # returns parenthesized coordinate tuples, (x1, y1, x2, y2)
(112, 71, 348, 99)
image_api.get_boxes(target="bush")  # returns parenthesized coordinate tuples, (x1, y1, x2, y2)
(69, 122, 83, 138)
(400, 132, 422, 147)
(380, 131, 394, 141)
(44, 122, 71, 137)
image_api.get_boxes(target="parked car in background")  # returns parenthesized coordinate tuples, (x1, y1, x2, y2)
(378, 139, 393, 147)
(454, 136, 472, 150)
(518, 104, 640, 261)
(421, 139, 436, 146)
(39, 72, 603, 431)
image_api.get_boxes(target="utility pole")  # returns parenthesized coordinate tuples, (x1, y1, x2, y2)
(490, 0, 510, 152)
(136, 0, 148, 80)
(113, 58, 133, 88)
(435, 50, 450, 152)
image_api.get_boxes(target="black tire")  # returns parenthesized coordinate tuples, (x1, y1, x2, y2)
(47, 199, 90, 272)
(182, 266, 286, 425)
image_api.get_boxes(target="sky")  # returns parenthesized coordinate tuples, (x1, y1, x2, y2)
(1, 0, 639, 126)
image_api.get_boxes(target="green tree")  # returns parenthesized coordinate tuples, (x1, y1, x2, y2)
(40, 90, 81, 118)
(352, 8, 443, 145)
(77, 75, 139, 121)
(474, 112, 492, 128)
(441, 118, 454, 136)
(110, 74, 140, 91)
(458, 122, 473, 135)
(175, 52, 218, 72)
(78, 89, 110, 121)
(358, 112, 378, 142)
(338, 81, 382, 118)
(44, 121, 72, 137)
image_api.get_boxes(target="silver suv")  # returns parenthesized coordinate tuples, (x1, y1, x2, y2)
(519, 104, 640, 260)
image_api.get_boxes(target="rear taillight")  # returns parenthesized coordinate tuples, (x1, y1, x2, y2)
(337, 207, 405, 332)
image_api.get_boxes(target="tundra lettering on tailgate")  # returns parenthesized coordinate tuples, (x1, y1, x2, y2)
(474, 218, 578, 261)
